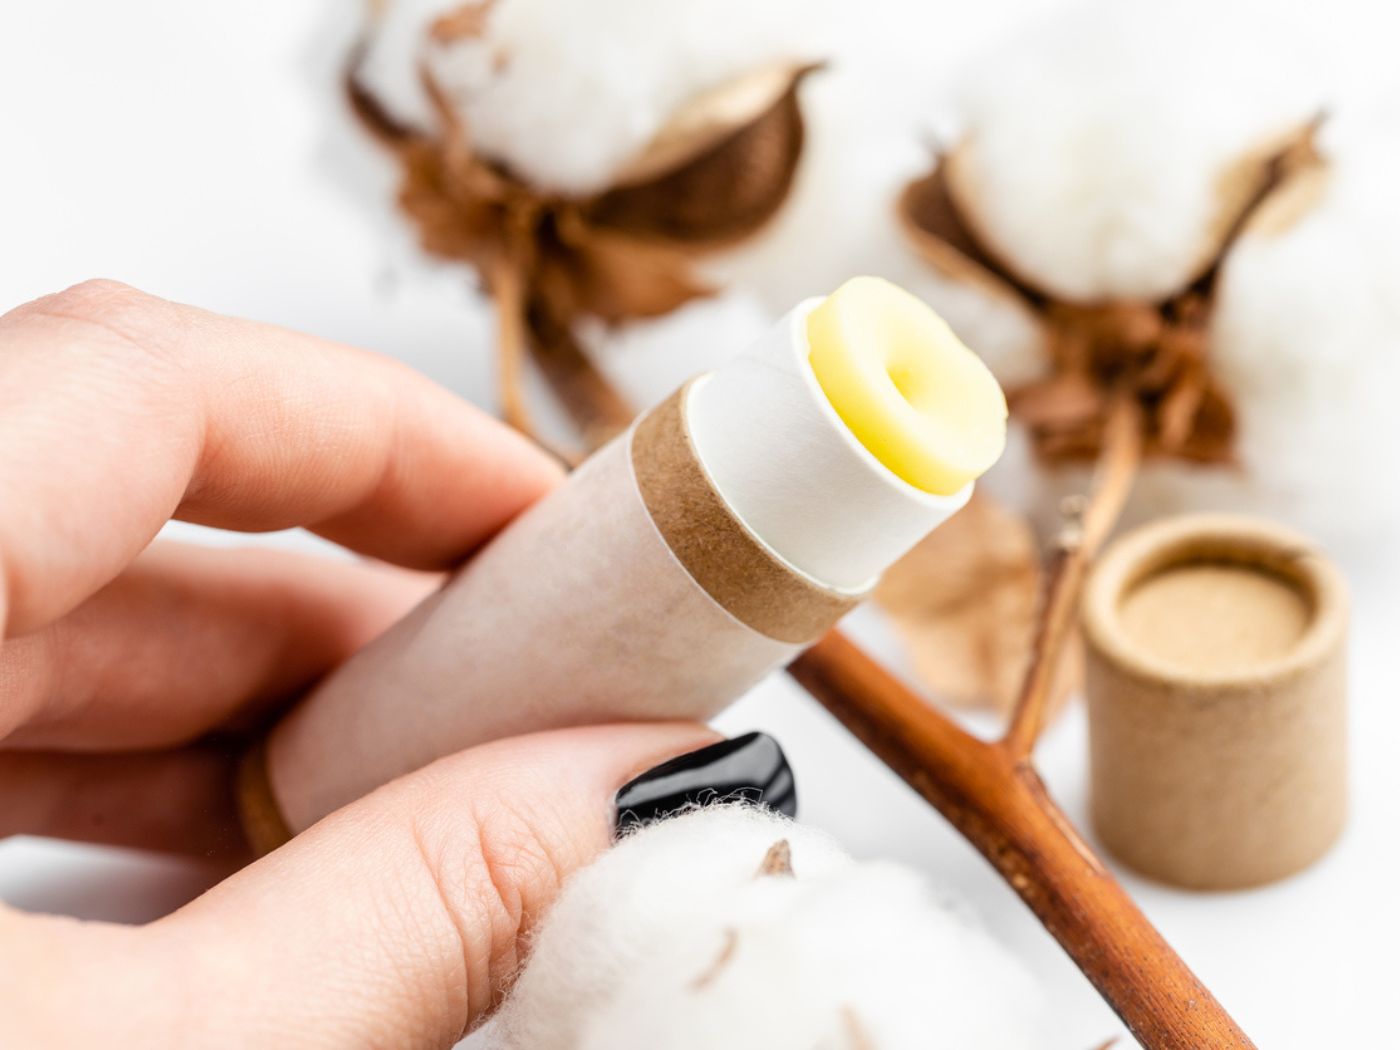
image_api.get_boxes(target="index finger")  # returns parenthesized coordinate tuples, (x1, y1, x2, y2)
(0, 280, 561, 636)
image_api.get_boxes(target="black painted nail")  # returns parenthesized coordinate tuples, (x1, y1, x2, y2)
(614, 732, 796, 836)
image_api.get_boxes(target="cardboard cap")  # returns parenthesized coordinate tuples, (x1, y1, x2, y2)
(1083, 513, 1348, 890)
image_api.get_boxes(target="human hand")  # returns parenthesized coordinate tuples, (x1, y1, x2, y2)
(0, 280, 714, 1047)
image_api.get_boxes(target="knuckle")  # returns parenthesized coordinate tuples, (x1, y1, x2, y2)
(22, 280, 186, 369)
(421, 797, 568, 1017)
(42, 279, 157, 331)
(471, 802, 565, 938)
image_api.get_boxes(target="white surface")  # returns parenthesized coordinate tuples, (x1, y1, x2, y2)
(687, 300, 969, 592)
(1, 2, 1397, 1048)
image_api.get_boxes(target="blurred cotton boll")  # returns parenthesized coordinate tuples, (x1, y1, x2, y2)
(353, 0, 459, 130)
(944, 0, 1324, 303)
(1192, 111, 1400, 547)
(357, 0, 828, 196)
(492, 807, 1040, 1050)
(1048, 110, 1400, 553)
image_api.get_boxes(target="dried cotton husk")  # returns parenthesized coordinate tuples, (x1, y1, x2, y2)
(875, 492, 1079, 715)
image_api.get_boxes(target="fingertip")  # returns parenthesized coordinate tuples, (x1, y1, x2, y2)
(464, 414, 569, 532)
(306, 388, 568, 571)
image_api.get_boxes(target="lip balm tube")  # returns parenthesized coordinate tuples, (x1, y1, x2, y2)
(239, 278, 1007, 850)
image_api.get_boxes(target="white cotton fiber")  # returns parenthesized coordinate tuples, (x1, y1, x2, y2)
(1206, 109, 1400, 546)
(491, 806, 1039, 1050)
(359, 0, 825, 195)
(947, 0, 1323, 303)
(692, 18, 1048, 389)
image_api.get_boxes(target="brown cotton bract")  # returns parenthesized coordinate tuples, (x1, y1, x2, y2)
(875, 491, 1079, 715)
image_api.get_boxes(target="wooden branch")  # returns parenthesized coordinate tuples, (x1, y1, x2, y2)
(789, 632, 1253, 1049)
(1003, 393, 1141, 758)
(498, 323, 1255, 1049)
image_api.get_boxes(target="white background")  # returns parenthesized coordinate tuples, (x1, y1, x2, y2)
(2, 2, 1399, 1047)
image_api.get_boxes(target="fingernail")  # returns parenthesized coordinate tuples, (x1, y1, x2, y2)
(614, 732, 796, 836)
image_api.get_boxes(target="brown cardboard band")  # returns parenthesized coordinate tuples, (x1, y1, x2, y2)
(632, 383, 861, 644)
(237, 737, 295, 856)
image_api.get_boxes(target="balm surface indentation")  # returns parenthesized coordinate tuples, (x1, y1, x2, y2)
(805, 276, 1008, 495)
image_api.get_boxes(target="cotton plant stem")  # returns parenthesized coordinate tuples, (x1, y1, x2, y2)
(789, 632, 1253, 1050)
(489, 251, 633, 461)
(521, 305, 634, 451)
(490, 256, 534, 436)
(1003, 394, 1141, 758)
(503, 338, 1253, 1048)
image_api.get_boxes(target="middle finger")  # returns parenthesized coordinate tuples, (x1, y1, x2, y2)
(0, 541, 436, 751)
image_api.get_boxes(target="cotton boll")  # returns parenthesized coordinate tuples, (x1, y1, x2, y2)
(949, 0, 1324, 303)
(579, 863, 1034, 1050)
(1017, 112, 1400, 554)
(493, 807, 851, 1050)
(1204, 110, 1400, 547)
(493, 807, 1039, 1050)
(361, 0, 828, 196)
(437, 0, 828, 195)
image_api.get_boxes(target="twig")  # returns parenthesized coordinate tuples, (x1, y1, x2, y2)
(489, 252, 632, 463)
(520, 295, 636, 451)
(1003, 393, 1141, 758)
(490, 257, 534, 437)
(789, 630, 1252, 1049)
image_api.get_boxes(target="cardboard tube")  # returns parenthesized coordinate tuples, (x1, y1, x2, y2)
(1082, 514, 1348, 890)
(243, 304, 971, 848)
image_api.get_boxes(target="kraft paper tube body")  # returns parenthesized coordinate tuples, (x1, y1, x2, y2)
(1082, 514, 1348, 890)
(250, 299, 976, 842)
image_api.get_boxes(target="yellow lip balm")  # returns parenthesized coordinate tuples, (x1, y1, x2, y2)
(806, 276, 1008, 495)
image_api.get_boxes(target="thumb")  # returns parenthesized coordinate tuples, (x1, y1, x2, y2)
(5, 723, 718, 1049)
